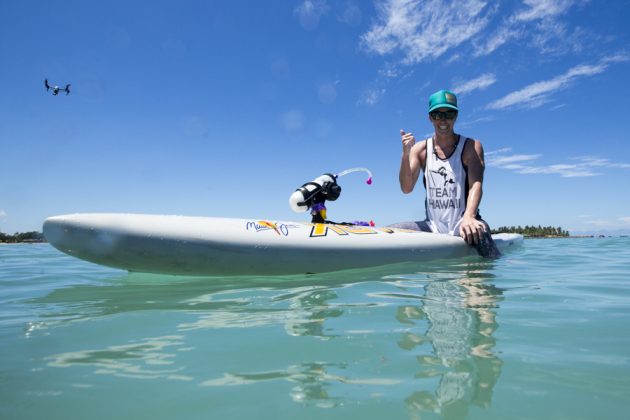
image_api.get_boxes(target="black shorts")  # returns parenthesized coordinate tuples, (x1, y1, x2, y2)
(387, 216, 489, 233)
(386, 220, 433, 232)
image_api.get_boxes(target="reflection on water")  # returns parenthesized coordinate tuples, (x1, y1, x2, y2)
(395, 263, 504, 418)
(46, 335, 193, 382)
(176, 286, 345, 337)
(200, 361, 400, 409)
(34, 260, 503, 416)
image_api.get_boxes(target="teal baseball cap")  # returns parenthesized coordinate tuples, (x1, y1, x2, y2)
(428, 90, 458, 113)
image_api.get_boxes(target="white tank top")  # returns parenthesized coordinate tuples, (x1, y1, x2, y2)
(424, 135, 468, 235)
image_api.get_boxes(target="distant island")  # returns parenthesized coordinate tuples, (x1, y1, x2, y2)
(491, 225, 569, 237)
(0, 231, 46, 243)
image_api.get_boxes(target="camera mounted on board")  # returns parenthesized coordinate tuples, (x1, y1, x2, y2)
(288, 168, 373, 225)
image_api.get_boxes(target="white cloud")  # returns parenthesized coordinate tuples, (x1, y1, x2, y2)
(0, 209, 6, 218)
(517, 164, 600, 178)
(486, 57, 618, 110)
(485, 147, 512, 155)
(356, 63, 417, 106)
(358, 87, 387, 106)
(602, 52, 630, 64)
(361, 0, 491, 64)
(514, 0, 580, 22)
(294, 0, 330, 30)
(486, 151, 630, 178)
(357, 0, 611, 106)
(474, 0, 585, 57)
(619, 217, 630, 225)
(377, 63, 401, 79)
(473, 25, 521, 57)
(572, 157, 630, 170)
(528, 19, 588, 56)
(486, 153, 541, 166)
(456, 116, 494, 129)
(452, 73, 497, 95)
(361, 0, 587, 61)
(446, 53, 462, 64)
(530, 19, 568, 52)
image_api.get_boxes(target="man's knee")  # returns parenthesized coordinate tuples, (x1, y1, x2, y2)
(387, 221, 432, 232)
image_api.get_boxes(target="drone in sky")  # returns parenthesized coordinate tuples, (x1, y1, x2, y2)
(45, 79, 71, 96)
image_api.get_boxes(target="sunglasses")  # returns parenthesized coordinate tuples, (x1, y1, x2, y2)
(430, 110, 458, 120)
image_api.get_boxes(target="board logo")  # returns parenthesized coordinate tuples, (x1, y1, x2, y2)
(246, 221, 296, 236)
(309, 224, 397, 237)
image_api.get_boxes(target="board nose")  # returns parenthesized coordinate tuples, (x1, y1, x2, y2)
(43, 216, 68, 251)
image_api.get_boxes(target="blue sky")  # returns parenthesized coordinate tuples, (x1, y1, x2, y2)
(1, 0, 629, 235)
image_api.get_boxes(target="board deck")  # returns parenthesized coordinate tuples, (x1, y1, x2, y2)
(43, 213, 523, 276)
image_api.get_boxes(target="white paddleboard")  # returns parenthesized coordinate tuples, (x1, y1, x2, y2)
(43, 213, 523, 276)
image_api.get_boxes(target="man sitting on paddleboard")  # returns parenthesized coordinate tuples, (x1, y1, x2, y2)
(391, 89, 500, 258)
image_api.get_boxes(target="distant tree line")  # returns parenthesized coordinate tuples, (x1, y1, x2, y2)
(0, 231, 45, 243)
(491, 225, 570, 237)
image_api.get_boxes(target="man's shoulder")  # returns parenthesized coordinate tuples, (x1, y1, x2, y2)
(458, 133, 480, 142)
(460, 135, 483, 149)
(460, 135, 484, 163)
(411, 138, 428, 162)
(412, 138, 429, 150)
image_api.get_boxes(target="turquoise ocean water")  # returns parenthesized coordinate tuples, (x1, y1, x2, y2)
(1, 239, 629, 419)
